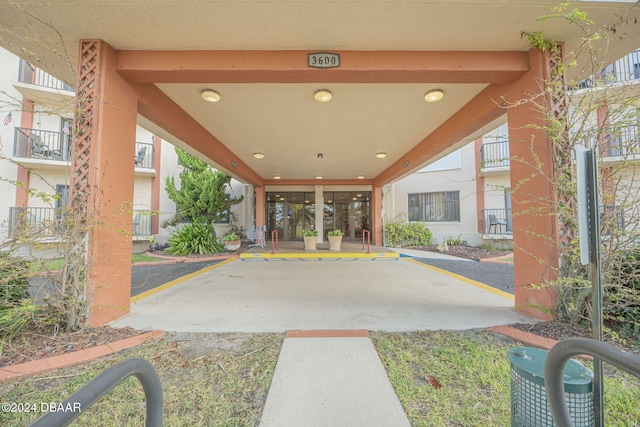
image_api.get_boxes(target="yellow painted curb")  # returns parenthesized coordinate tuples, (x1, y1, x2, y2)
(405, 258, 514, 300)
(239, 252, 399, 259)
(131, 258, 238, 303)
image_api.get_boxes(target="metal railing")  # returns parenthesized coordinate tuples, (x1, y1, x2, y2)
(576, 49, 640, 88)
(604, 125, 639, 157)
(480, 139, 510, 169)
(18, 59, 74, 92)
(481, 208, 512, 235)
(8, 206, 63, 238)
(13, 127, 71, 162)
(8, 207, 154, 238)
(362, 229, 371, 253)
(133, 210, 154, 236)
(545, 338, 640, 427)
(135, 142, 155, 169)
(31, 358, 163, 427)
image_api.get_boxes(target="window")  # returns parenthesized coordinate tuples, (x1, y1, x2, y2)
(408, 191, 460, 222)
(55, 185, 69, 210)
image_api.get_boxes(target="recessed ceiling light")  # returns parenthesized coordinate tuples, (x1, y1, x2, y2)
(201, 89, 221, 102)
(253, 153, 265, 159)
(315, 176, 323, 179)
(424, 89, 444, 103)
(357, 175, 365, 179)
(273, 175, 281, 179)
(376, 152, 387, 158)
(314, 89, 332, 103)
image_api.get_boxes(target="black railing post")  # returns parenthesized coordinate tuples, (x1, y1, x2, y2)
(30, 358, 163, 427)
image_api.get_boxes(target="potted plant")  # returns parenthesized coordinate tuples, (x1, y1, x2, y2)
(302, 229, 318, 251)
(223, 231, 242, 251)
(327, 229, 344, 251)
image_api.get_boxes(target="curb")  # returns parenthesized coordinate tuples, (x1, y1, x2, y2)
(489, 325, 558, 349)
(479, 253, 514, 264)
(136, 251, 237, 266)
(489, 325, 593, 360)
(0, 330, 165, 384)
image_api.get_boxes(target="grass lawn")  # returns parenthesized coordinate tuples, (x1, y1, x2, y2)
(30, 254, 165, 272)
(372, 330, 640, 427)
(0, 334, 283, 426)
(1, 330, 638, 425)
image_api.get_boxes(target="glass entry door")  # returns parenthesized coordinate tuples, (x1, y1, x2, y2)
(267, 192, 315, 240)
(323, 192, 371, 242)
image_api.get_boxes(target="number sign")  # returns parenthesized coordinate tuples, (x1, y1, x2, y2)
(308, 52, 340, 69)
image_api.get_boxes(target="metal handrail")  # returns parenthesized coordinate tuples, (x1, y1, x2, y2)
(544, 338, 640, 427)
(30, 358, 163, 427)
(362, 229, 370, 253)
(271, 229, 279, 254)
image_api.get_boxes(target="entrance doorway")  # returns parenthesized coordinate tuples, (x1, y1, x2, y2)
(266, 191, 371, 241)
(266, 192, 316, 240)
(324, 192, 371, 241)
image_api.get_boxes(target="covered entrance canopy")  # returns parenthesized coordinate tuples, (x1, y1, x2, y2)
(1, 1, 638, 326)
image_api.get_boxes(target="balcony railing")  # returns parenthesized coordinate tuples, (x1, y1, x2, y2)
(605, 125, 639, 157)
(8, 207, 154, 238)
(13, 127, 71, 162)
(481, 208, 512, 235)
(480, 140, 510, 169)
(134, 142, 154, 169)
(576, 49, 640, 88)
(18, 59, 74, 92)
(8, 206, 64, 238)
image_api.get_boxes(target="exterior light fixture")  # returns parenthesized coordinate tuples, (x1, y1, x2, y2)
(357, 175, 365, 179)
(375, 152, 387, 158)
(424, 89, 444, 103)
(314, 89, 332, 103)
(273, 175, 281, 179)
(315, 175, 323, 179)
(253, 153, 265, 159)
(201, 89, 221, 102)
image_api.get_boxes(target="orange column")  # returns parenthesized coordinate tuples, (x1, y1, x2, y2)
(151, 135, 162, 234)
(15, 100, 35, 207)
(71, 40, 138, 327)
(372, 186, 383, 245)
(506, 48, 560, 321)
(255, 186, 265, 227)
(474, 138, 485, 233)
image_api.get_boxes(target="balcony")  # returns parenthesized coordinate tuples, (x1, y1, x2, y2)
(13, 127, 71, 167)
(576, 49, 640, 89)
(604, 125, 639, 160)
(15, 59, 75, 108)
(12, 129, 155, 172)
(481, 208, 512, 237)
(8, 207, 153, 239)
(480, 139, 510, 174)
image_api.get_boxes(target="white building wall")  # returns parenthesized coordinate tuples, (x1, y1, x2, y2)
(388, 143, 482, 246)
(0, 49, 21, 236)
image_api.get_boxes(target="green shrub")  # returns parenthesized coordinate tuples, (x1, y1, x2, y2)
(302, 229, 318, 237)
(166, 220, 224, 256)
(384, 219, 432, 247)
(0, 252, 30, 309)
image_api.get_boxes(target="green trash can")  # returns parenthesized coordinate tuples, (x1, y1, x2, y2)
(507, 347, 594, 427)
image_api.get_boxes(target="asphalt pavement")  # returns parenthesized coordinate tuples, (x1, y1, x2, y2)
(130, 259, 225, 296)
(414, 258, 514, 294)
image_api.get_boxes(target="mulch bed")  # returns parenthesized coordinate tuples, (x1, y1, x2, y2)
(0, 324, 143, 368)
(409, 245, 511, 261)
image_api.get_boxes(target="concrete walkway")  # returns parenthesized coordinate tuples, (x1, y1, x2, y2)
(112, 258, 532, 332)
(259, 331, 410, 427)
(112, 256, 533, 426)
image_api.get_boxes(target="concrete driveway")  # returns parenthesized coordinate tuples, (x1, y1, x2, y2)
(111, 258, 533, 332)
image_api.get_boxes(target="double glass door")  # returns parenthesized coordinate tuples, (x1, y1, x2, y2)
(267, 192, 315, 240)
(323, 192, 371, 241)
(267, 191, 371, 241)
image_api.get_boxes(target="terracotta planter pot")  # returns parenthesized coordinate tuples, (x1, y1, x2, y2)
(224, 240, 241, 251)
(303, 236, 317, 251)
(328, 235, 342, 251)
